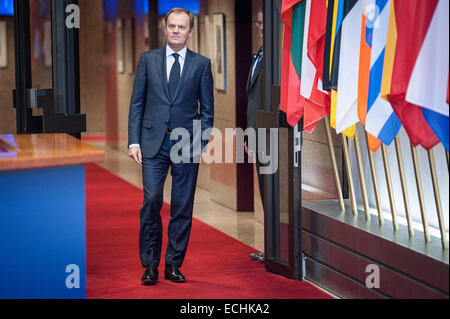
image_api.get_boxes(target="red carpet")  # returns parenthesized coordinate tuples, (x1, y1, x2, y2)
(86, 164, 333, 299)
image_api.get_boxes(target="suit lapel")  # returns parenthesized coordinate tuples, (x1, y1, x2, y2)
(172, 49, 194, 102)
(246, 56, 255, 92)
(248, 56, 263, 90)
(245, 59, 255, 92)
(155, 47, 170, 101)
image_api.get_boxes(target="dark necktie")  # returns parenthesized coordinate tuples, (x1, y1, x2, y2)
(168, 53, 181, 100)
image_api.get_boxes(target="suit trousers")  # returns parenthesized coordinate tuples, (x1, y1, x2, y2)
(139, 133, 200, 268)
(247, 129, 265, 208)
(255, 157, 265, 208)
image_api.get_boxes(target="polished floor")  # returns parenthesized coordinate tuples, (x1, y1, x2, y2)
(86, 140, 336, 298)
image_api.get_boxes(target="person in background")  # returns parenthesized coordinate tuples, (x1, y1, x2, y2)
(246, 7, 265, 263)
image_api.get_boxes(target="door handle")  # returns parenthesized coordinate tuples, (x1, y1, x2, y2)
(294, 123, 302, 168)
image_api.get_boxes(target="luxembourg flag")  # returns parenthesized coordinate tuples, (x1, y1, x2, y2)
(365, 0, 401, 151)
(405, 0, 449, 152)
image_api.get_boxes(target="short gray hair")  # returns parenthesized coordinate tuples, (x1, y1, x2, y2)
(165, 8, 195, 30)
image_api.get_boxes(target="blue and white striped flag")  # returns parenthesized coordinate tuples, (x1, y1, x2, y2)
(365, 0, 401, 147)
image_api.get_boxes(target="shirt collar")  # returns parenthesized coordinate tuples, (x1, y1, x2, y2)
(166, 45, 187, 60)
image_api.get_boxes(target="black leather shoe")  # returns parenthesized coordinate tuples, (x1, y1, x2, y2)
(164, 264, 186, 283)
(141, 265, 158, 285)
(249, 252, 264, 261)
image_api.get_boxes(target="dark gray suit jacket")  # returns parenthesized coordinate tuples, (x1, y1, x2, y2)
(128, 47, 214, 158)
(246, 49, 264, 130)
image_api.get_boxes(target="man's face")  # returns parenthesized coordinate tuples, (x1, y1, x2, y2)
(165, 12, 193, 49)
(256, 11, 264, 40)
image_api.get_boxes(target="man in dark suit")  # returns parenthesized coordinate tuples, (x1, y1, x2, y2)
(128, 8, 214, 285)
(246, 8, 265, 263)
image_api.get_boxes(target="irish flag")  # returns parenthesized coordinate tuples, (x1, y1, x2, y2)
(357, 0, 373, 126)
(358, 0, 383, 152)
(280, 0, 306, 127)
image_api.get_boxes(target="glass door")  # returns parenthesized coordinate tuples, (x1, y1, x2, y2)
(13, 0, 85, 137)
(257, 0, 303, 280)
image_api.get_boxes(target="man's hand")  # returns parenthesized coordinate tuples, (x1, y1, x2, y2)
(128, 146, 143, 167)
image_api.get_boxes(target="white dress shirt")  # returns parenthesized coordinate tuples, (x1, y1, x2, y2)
(129, 45, 188, 149)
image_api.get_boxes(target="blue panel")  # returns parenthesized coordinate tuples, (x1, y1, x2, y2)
(377, 113, 402, 146)
(0, 165, 86, 299)
(134, 0, 149, 14)
(0, 0, 13, 16)
(158, 0, 199, 15)
(423, 108, 449, 152)
(103, 0, 117, 20)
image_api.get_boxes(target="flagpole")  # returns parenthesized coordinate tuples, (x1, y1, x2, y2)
(446, 151, 449, 169)
(410, 145, 431, 243)
(428, 148, 448, 250)
(354, 128, 371, 221)
(365, 132, 384, 226)
(382, 144, 399, 231)
(324, 118, 345, 213)
(341, 135, 358, 215)
(394, 137, 414, 238)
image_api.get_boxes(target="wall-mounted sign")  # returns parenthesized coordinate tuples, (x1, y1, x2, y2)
(213, 13, 226, 92)
(0, 20, 7, 68)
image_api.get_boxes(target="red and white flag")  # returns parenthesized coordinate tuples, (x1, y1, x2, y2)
(387, 0, 440, 149)
(300, 0, 330, 133)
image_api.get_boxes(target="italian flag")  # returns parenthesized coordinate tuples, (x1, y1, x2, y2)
(280, 0, 306, 127)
